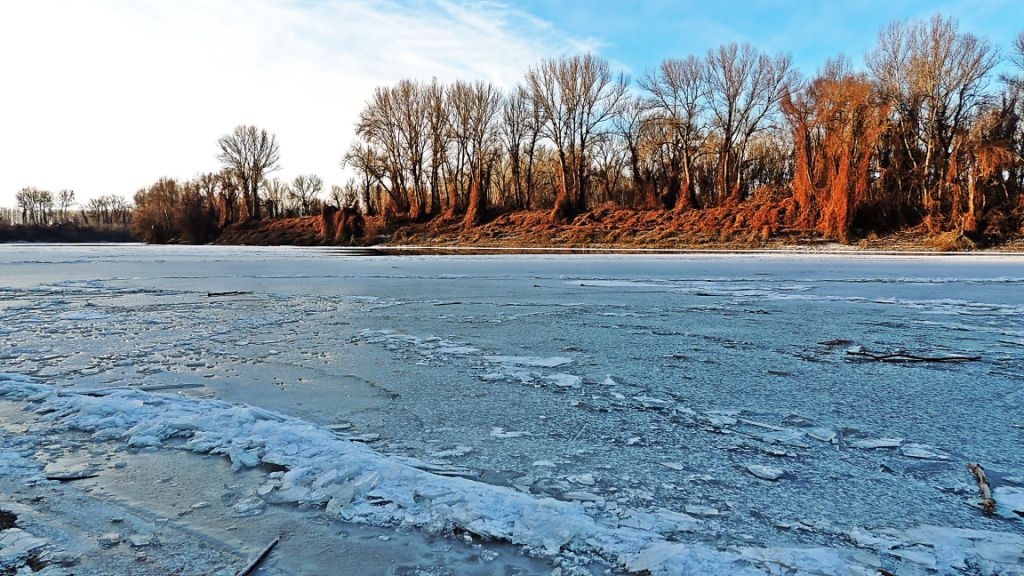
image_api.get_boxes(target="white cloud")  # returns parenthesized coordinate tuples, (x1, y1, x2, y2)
(0, 0, 591, 208)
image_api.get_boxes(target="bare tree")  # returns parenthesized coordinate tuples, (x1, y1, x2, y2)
(1016, 31, 1024, 68)
(355, 83, 418, 214)
(217, 125, 280, 221)
(330, 180, 364, 211)
(867, 14, 998, 222)
(394, 80, 430, 218)
(704, 43, 798, 204)
(501, 86, 541, 210)
(15, 188, 33, 224)
(615, 97, 658, 209)
(526, 54, 629, 221)
(447, 80, 503, 225)
(16, 187, 54, 225)
(424, 78, 449, 216)
(261, 177, 289, 219)
(57, 189, 75, 223)
(132, 179, 179, 242)
(329, 184, 345, 208)
(216, 168, 242, 226)
(289, 174, 324, 216)
(341, 143, 382, 216)
(639, 56, 708, 209)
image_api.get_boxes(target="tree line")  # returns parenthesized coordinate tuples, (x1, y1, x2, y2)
(2, 187, 132, 230)
(126, 14, 1024, 244)
(343, 15, 1024, 241)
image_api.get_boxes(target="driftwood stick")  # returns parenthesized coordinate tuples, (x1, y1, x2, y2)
(967, 463, 996, 514)
(208, 290, 253, 297)
(846, 349, 980, 363)
(237, 535, 281, 576)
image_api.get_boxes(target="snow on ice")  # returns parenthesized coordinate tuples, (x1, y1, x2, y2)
(2, 372, 1023, 575)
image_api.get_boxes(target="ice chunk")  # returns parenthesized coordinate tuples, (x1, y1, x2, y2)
(849, 438, 903, 449)
(430, 445, 473, 458)
(231, 496, 264, 516)
(760, 429, 809, 447)
(436, 345, 480, 355)
(993, 486, 1024, 519)
(128, 534, 153, 547)
(98, 532, 121, 547)
(567, 473, 596, 486)
(484, 356, 572, 368)
(899, 444, 949, 460)
(634, 395, 672, 409)
(886, 545, 936, 569)
(127, 435, 161, 448)
(619, 509, 697, 534)
(0, 529, 48, 563)
(974, 541, 1023, 563)
(746, 465, 784, 481)
(489, 427, 529, 439)
(563, 491, 603, 503)
(684, 505, 720, 517)
(705, 413, 737, 427)
(625, 542, 683, 573)
(654, 509, 701, 532)
(545, 373, 581, 388)
(43, 461, 96, 480)
(806, 428, 838, 443)
(735, 546, 882, 575)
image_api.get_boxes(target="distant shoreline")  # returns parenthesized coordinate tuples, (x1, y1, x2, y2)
(5, 210, 1024, 254)
(8, 239, 1024, 255)
(0, 224, 135, 244)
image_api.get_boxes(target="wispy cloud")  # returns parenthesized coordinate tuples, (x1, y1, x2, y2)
(0, 0, 589, 205)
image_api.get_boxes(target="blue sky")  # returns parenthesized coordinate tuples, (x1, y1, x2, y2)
(518, 0, 1022, 75)
(0, 0, 1021, 208)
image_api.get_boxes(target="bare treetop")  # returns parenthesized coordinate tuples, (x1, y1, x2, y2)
(217, 125, 280, 221)
(525, 53, 629, 219)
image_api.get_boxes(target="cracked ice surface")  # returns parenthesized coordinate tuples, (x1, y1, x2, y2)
(2, 244, 1024, 574)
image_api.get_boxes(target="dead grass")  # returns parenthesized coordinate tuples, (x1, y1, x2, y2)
(211, 198, 1022, 252)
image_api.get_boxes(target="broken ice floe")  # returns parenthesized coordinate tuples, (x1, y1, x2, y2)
(848, 438, 904, 450)
(483, 356, 573, 368)
(544, 373, 582, 388)
(4, 374, 1023, 576)
(746, 465, 785, 481)
(356, 329, 481, 359)
(356, 330, 585, 390)
(993, 486, 1024, 520)
(0, 528, 49, 570)
(899, 443, 950, 460)
(489, 427, 530, 439)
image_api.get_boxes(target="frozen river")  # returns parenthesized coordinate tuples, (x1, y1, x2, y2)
(2, 244, 1023, 575)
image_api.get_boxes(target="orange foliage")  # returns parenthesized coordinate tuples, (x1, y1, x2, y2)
(783, 69, 888, 242)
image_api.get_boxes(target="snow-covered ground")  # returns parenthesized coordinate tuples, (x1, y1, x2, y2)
(1, 244, 1023, 575)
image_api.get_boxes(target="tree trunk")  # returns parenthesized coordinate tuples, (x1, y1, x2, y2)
(463, 171, 487, 228)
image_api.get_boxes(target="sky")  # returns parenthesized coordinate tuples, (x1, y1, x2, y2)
(1, 0, 1020, 209)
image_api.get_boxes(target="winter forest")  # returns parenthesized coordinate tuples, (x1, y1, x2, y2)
(12, 14, 1024, 248)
